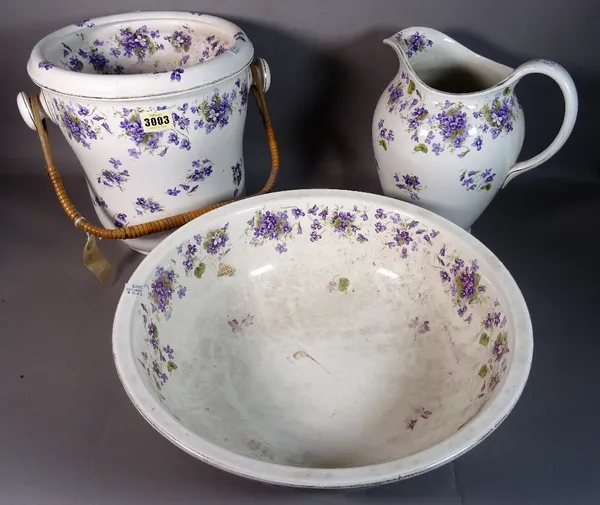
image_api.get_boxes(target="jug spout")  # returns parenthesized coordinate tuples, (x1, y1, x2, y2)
(383, 27, 514, 97)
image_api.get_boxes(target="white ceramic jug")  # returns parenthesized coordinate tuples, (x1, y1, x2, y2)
(18, 11, 273, 254)
(372, 27, 578, 230)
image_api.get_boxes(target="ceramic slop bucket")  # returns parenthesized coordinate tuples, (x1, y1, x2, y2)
(18, 11, 278, 254)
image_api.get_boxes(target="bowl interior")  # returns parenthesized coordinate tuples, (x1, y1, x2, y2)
(43, 18, 233, 75)
(124, 195, 515, 470)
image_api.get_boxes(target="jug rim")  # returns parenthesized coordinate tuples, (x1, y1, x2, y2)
(27, 11, 254, 100)
(385, 26, 515, 99)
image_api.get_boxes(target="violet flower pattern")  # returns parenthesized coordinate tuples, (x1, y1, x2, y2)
(377, 214, 438, 259)
(94, 195, 108, 209)
(459, 168, 497, 192)
(97, 158, 130, 190)
(113, 213, 128, 228)
(117, 107, 167, 157)
(247, 209, 295, 252)
(381, 78, 520, 157)
(135, 197, 164, 216)
(166, 158, 214, 196)
(165, 29, 192, 53)
(476, 308, 510, 398)
(38, 60, 53, 70)
(138, 308, 178, 393)
(231, 159, 243, 197)
(116, 103, 192, 157)
(435, 248, 484, 323)
(234, 78, 249, 113)
(394, 173, 423, 200)
(202, 224, 230, 257)
(198, 34, 229, 63)
(51, 98, 110, 149)
(245, 204, 370, 253)
(175, 234, 205, 276)
(59, 40, 124, 75)
(376, 119, 395, 151)
(396, 31, 434, 59)
(191, 88, 233, 134)
(149, 266, 184, 320)
(116, 25, 165, 62)
(476, 88, 517, 139)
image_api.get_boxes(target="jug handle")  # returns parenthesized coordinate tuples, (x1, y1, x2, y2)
(17, 58, 280, 240)
(502, 59, 578, 188)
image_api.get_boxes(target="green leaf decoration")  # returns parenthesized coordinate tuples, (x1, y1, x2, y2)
(194, 263, 206, 278)
(407, 80, 416, 94)
(338, 277, 350, 293)
(478, 364, 488, 378)
(414, 143, 428, 154)
(479, 333, 490, 346)
(379, 139, 388, 151)
(167, 361, 178, 372)
(503, 87, 511, 96)
(481, 183, 492, 191)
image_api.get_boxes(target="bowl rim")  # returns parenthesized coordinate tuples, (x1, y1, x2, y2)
(112, 188, 533, 489)
(27, 11, 254, 100)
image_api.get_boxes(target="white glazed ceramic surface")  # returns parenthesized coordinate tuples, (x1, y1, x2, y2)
(113, 189, 533, 489)
(21, 12, 263, 254)
(372, 27, 578, 230)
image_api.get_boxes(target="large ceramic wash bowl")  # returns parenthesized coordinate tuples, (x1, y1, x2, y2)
(113, 189, 533, 488)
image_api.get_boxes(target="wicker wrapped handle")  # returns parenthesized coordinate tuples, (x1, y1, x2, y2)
(27, 59, 280, 240)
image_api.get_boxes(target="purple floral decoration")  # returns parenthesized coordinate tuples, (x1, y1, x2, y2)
(75, 19, 95, 28)
(149, 266, 183, 320)
(234, 78, 249, 109)
(112, 213, 128, 228)
(202, 224, 230, 256)
(436, 250, 484, 323)
(165, 30, 192, 52)
(94, 195, 108, 208)
(117, 25, 164, 61)
(97, 158, 129, 190)
(199, 34, 229, 62)
(52, 98, 110, 149)
(377, 119, 395, 150)
(393, 173, 423, 200)
(119, 108, 167, 157)
(231, 159, 243, 197)
(459, 168, 496, 192)
(248, 209, 293, 252)
(379, 215, 436, 259)
(60, 39, 124, 75)
(233, 31, 247, 42)
(434, 103, 471, 156)
(386, 82, 405, 113)
(135, 197, 164, 215)
(397, 31, 434, 59)
(38, 60, 53, 70)
(477, 89, 515, 139)
(170, 68, 184, 82)
(175, 234, 204, 275)
(165, 158, 214, 196)
(191, 88, 233, 134)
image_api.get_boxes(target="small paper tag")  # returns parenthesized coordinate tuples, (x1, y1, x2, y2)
(139, 111, 173, 133)
(125, 283, 144, 296)
(83, 235, 113, 284)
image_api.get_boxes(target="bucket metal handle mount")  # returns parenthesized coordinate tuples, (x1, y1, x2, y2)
(21, 58, 280, 240)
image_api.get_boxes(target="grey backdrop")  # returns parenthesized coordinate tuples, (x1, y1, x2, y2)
(2, 1, 600, 504)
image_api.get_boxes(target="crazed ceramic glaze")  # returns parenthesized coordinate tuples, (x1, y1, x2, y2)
(18, 11, 270, 254)
(373, 27, 578, 230)
(113, 189, 533, 489)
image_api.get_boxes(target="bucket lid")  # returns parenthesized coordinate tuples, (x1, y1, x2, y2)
(27, 11, 255, 100)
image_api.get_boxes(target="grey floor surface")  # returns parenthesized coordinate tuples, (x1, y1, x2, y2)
(1, 172, 599, 504)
